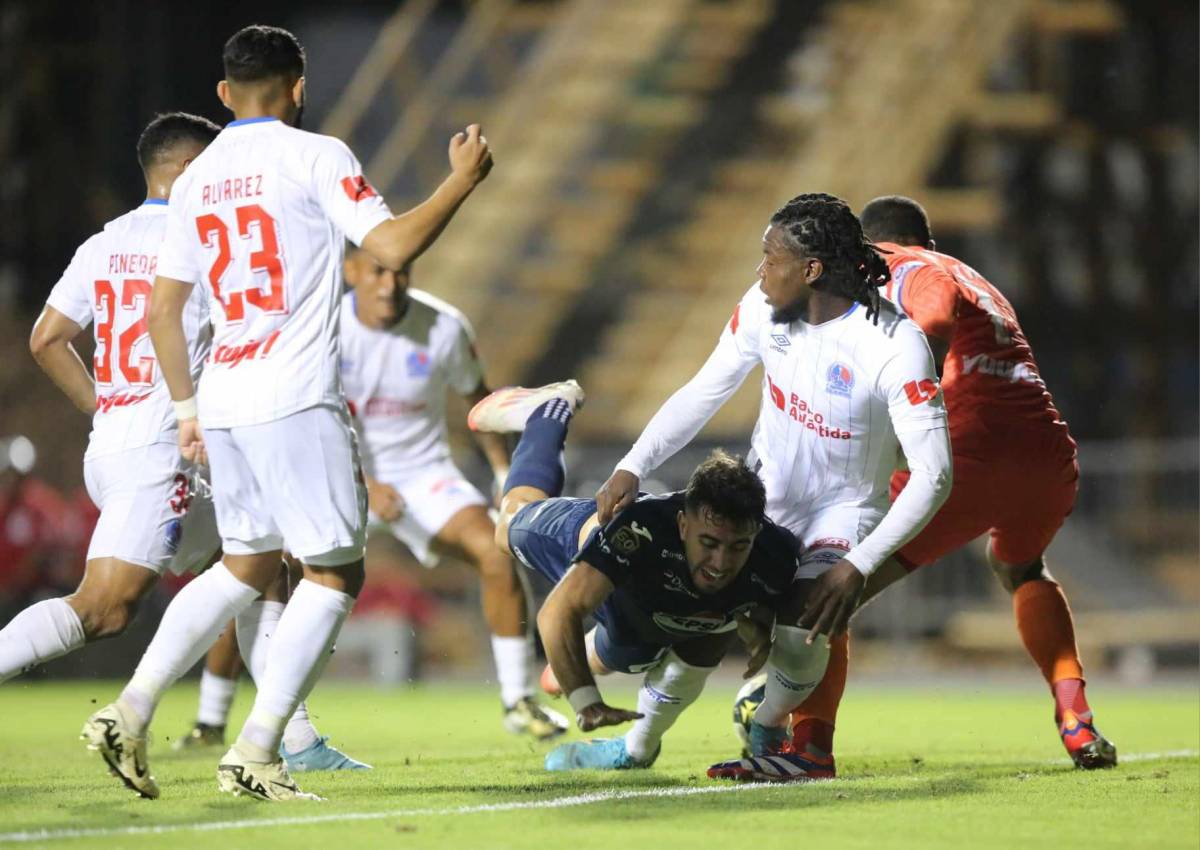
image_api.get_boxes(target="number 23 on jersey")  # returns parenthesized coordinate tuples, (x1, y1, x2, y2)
(195, 203, 288, 323)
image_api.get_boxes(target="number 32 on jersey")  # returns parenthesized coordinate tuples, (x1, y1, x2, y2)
(195, 203, 288, 323)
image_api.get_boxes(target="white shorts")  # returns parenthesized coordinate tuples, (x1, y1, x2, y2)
(84, 443, 220, 575)
(786, 505, 884, 581)
(371, 460, 488, 568)
(205, 404, 367, 567)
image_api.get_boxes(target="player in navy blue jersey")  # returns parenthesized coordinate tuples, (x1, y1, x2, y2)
(468, 381, 829, 772)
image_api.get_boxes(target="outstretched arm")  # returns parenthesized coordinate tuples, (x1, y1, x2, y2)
(360, 125, 493, 271)
(537, 561, 642, 731)
(29, 307, 94, 415)
(597, 298, 762, 522)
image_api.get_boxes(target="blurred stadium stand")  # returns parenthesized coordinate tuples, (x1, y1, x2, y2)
(0, 0, 1195, 680)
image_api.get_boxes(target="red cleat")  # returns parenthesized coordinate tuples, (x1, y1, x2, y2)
(1059, 710, 1117, 769)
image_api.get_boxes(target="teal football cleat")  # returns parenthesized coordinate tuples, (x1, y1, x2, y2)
(544, 737, 659, 771)
(748, 720, 788, 756)
(281, 736, 372, 772)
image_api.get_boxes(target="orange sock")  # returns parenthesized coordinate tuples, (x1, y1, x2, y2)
(1012, 579, 1084, 686)
(788, 631, 848, 755)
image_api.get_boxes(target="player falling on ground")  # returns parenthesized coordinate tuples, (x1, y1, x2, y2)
(773, 195, 1111, 769)
(180, 251, 567, 744)
(83, 24, 492, 802)
(469, 381, 826, 771)
(596, 193, 954, 782)
(0, 113, 224, 687)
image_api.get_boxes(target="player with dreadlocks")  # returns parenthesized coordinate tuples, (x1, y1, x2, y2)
(596, 192, 954, 781)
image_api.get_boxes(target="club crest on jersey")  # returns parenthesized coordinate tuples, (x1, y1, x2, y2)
(406, 349, 432, 377)
(826, 363, 854, 397)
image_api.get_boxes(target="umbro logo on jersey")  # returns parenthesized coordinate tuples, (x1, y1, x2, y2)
(769, 334, 791, 355)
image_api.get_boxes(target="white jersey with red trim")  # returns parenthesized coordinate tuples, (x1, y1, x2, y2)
(617, 282, 951, 574)
(155, 117, 394, 429)
(46, 201, 211, 460)
(340, 289, 483, 481)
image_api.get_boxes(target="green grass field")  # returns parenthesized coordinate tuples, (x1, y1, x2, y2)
(0, 678, 1196, 849)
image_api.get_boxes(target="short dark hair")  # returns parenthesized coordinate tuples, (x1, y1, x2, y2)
(684, 450, 765, 526)
(770, 192, 891, 323)
(223, 25, 305, 83)
(860, 195, 933, 248)
(136, 112, 221, 172)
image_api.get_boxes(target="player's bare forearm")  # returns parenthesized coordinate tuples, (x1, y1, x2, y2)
(537, 562, 615, 699)
(537, 594, 597, 699)
(362, 176, 475, 271)
(29, 307, 94, 415)
(361, 124, 492, 271)
(147, 276, 198, 402)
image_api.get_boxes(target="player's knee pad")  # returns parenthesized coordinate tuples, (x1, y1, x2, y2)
(753, 625, 830, 728)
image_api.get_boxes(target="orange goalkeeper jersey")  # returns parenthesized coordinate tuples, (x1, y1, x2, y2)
(878, 243, 1074, 458)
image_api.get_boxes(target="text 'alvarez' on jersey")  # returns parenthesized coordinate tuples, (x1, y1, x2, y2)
(46, 200, 211, 459)
(340, 289, 484, 480)
(576, 492, 799, 646)
(155, 116, 394, 429)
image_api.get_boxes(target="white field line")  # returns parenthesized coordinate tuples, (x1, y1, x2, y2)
(0, 749, 1195, 845)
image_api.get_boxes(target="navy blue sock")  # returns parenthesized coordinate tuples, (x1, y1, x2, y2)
(504, 398, 574, 497)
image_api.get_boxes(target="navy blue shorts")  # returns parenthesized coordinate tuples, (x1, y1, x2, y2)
(508, 497, 668, 674)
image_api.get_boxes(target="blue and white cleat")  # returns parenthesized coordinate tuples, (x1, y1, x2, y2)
(281, 736, 372, 772)
(544, 737, 658, 771)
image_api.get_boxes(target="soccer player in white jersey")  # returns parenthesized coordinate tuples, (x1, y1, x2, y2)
(596, 193, 954, 782)
(0, 113, 222, 688)
(84, 25, 493, 802)
(182, 251, 567, 741)
(343, 250, 566, 736)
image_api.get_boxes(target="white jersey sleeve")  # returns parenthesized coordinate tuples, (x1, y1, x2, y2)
(616, 283, 764, 479)
(843, 325, 951, 575)
(45, 243, 96, 327)
(312, 140, 393, 247)
(444, 311, 484, 395)
(843, 425, 952, 575)
(876, 322, 948, 435)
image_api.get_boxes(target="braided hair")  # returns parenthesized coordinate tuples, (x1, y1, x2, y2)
(769, 193, 891, 323)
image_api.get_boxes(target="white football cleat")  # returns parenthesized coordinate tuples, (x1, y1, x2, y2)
(81, 702, 160, 799)
(217, 744, 323, 801)
(467, 380, 585, 434)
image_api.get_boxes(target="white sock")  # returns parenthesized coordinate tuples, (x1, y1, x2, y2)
(623, 651, 715, 762)
(235, 599, 320, 753)
(753, 625, 830, 728)
(283, 703, 320, 753)
(196, 669, 237, 727)
(0, 598, 86, 683)
(118, 562, 259, 734)
(236, 580, 353, 761)
(491, 635, 533, 707)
